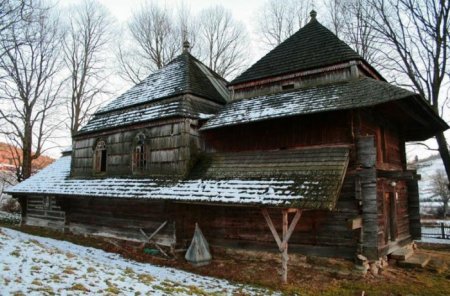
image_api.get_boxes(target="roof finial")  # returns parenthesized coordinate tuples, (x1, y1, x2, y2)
(310, 10, 317, 21)
(182, 29, 190, 53)
(183, 40, 191, 53)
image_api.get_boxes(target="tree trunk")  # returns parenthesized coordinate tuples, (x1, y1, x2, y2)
(21, 142, 32, 181)
(435, 132, 450, 189)
(21, 123, 33, 181)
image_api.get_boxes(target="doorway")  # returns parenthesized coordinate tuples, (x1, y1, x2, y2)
(384, 191, 397, 243)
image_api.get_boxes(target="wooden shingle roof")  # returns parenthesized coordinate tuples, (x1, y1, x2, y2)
(99, 52, 228, 114)
(78, 97, 219, 134)
(230, 14, 363, 85)
(7, 146, 349, 210)
(202, 77, 448, 140)
(76, 52, 229, 135)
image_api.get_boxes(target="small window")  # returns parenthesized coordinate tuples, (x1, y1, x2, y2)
(94, 140, 107, 173)
(282, 84, 295, 90)
(133, 133, 147, 172)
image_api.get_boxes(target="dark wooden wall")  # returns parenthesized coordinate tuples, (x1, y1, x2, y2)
(173, 174, 360, 258)
(357, 110, 405, 171)
(377, 179, 411, 256)
(24, 196, 65, 230)
(231, 66, 358, 100)
(203, 111, 353, 153)
(62, 198, 175, 247)
(71, 118, 200, 178)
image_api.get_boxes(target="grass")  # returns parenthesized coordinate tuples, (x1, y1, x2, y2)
(104, 280, 121, 295)
(137, 273, 155, 284)
(68, 283, 89, 292)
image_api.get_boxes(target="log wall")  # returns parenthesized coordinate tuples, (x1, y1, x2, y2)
(62, 198, 176, 247)
(172, 174, 360, 259)
(203, 112, 353, 153)
(24, 196, 65, 230)
(231, 66, 357, 100)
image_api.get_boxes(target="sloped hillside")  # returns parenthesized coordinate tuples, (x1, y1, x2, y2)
(0, 142, 54, 172)
(415, 155, 446, 215)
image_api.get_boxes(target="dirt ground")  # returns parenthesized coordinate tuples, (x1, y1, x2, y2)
(2, 223, 450, 296)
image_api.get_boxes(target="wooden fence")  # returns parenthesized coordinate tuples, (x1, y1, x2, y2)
(421, 223, 450, 240)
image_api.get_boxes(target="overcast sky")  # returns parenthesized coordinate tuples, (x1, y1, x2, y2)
(65, 0, 275, 63)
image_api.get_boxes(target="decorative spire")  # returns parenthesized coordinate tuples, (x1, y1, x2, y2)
(183, 40, 190, 53)
(310, 10, 317, 21)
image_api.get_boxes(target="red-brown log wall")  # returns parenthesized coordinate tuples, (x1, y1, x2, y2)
(203, 112, 353, 153)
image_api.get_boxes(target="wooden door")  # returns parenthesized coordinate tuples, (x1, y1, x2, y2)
(384, 192, 398, 243)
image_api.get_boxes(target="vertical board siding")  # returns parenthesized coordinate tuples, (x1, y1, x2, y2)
(203, 112, 352, 153)
(72, 119, 199, 178)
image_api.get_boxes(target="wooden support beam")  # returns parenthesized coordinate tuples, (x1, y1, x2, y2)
(261, 208, 303, 284)
(140, 220, 169, 257)
(282, 210, 302, 250)
(282, 210, 288, 283)
(261, 208, 283, 251)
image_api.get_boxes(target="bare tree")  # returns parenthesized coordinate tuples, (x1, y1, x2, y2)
(176, 0, 198, 50)
(0, 1, 63, 181)
(197, 5, 249, 79)
(0, 0, 31, 58)
(256, 0, 312, 48)
(323, 0, 379, 64)
(430, 170, 449, 218)
(118, 2, 180, 84)
(325, 0, 347, 38)
(62, 0, 113, 137)
(366, 0, 450, 185)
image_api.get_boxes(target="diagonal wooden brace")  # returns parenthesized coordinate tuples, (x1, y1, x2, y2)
(261, 208, 303, 283)
(261, 208, 302, 251)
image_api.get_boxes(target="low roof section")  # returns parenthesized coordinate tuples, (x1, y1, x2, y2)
(7, 146, 350, 210)
(202, 77, 448, 141)
(77, 52, 229, 135)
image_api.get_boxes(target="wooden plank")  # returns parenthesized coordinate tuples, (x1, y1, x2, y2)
(261, 209, 283, 250)
(281, 209, 302, 249)
(282, 210, 288, 283)
(347, 216, 362, 229)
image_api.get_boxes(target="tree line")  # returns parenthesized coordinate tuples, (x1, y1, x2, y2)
(0, 0, 449, 188)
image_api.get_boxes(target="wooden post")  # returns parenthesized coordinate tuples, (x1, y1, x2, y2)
(282, 210, 288, 283)
(261, 208, 302, 284)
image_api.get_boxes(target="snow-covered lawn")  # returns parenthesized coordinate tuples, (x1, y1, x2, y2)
(0, 227, 277, 295)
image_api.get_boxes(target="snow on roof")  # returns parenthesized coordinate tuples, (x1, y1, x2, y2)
(7, 146, 350, 209)
(78, 98, 220, 134)
(202, 78, 415, 131)
(97, 53, 228, 115)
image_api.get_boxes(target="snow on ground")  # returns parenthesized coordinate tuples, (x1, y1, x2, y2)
(0, 227, 278, 295)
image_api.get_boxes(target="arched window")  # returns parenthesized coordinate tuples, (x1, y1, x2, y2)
(133, 133, 147, 172)
(94, 140, 107, 173)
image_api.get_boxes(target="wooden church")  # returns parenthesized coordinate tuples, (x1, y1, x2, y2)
(7, 11, 447, 274)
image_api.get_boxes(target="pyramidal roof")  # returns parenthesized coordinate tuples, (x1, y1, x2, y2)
(230, 11, 364, 85)
(97, 51, 229, 114)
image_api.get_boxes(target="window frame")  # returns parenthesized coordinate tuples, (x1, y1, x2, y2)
(93, 139, 107, 174)
(132, 133, 148, 174)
